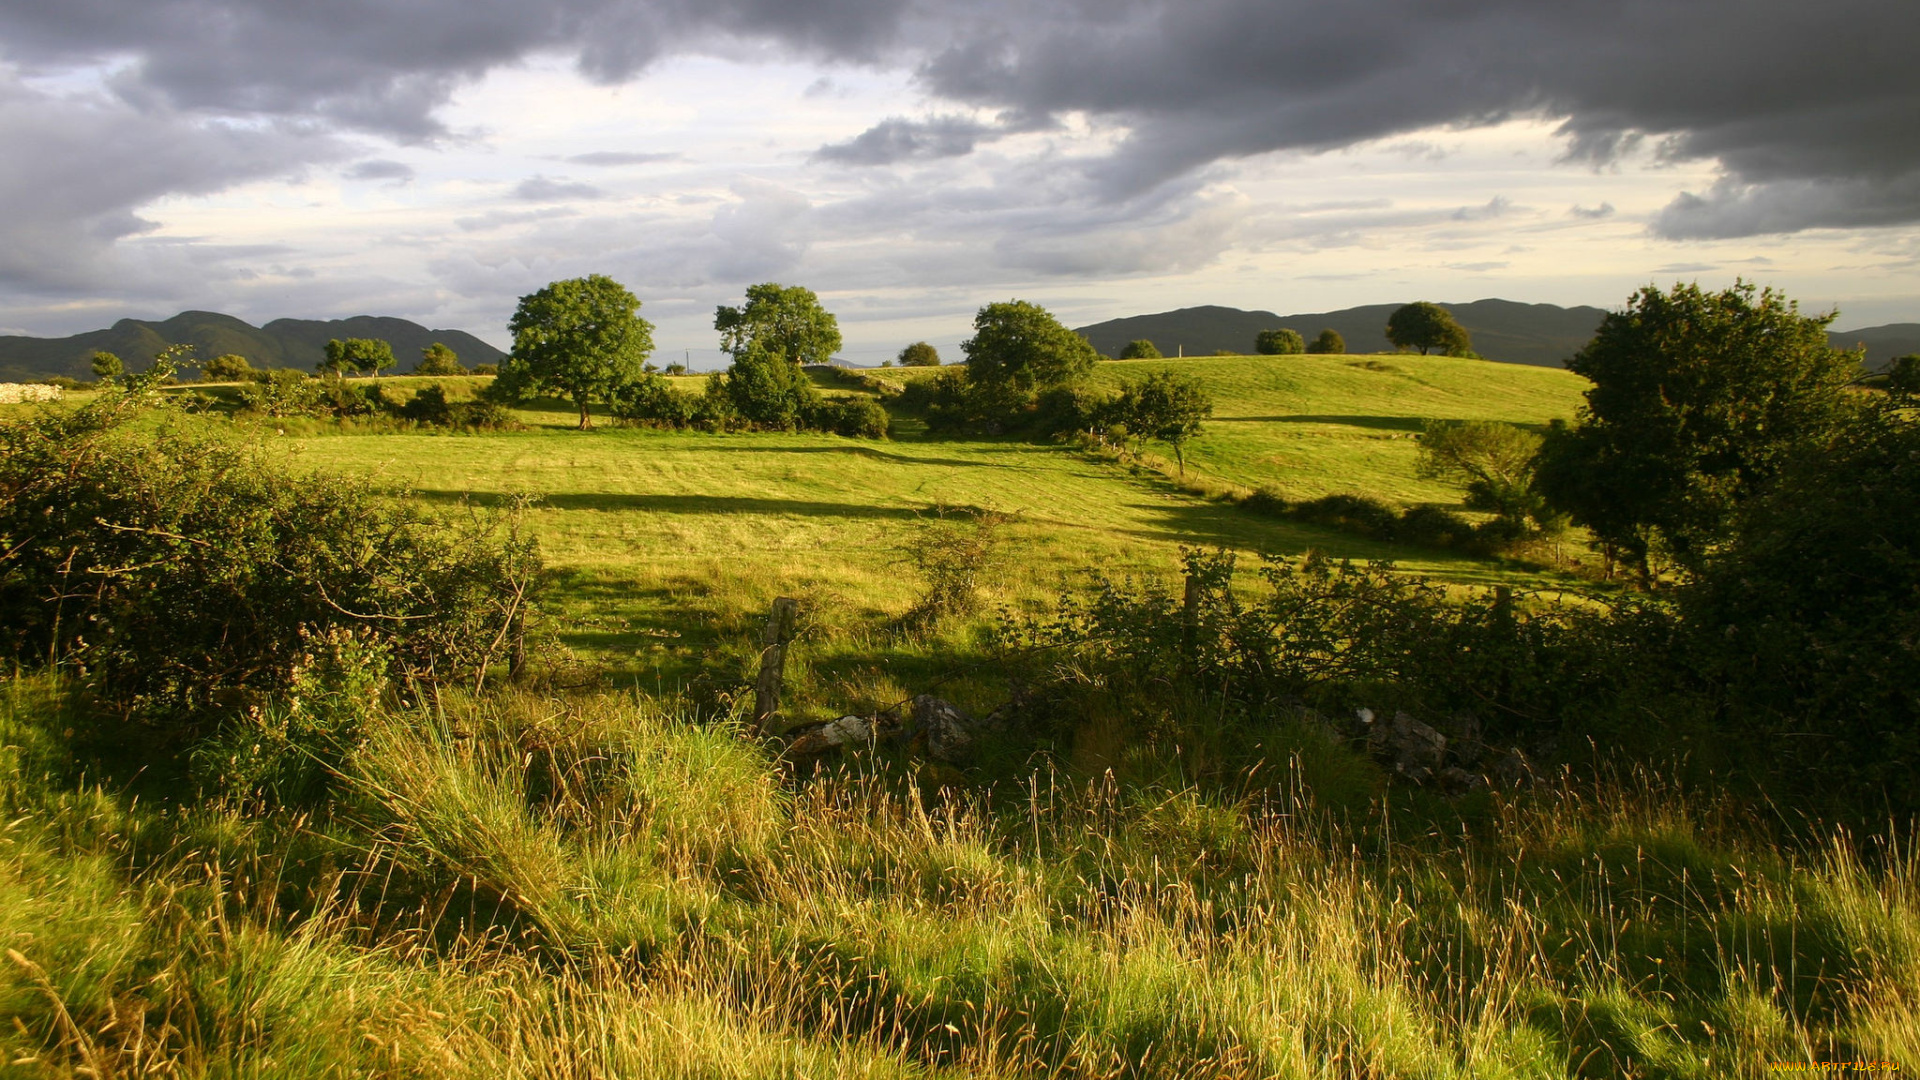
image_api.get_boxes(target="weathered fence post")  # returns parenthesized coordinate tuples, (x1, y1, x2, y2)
(753, 597, 800, 730)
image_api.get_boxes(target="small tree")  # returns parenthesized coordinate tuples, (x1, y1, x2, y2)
(416, 342, 465, 376)
(1416, 421, 1553, 532)
(89, 351, 125, 380)
(1115, 371, 1214, 475)
(715, 283, 842, 367)
(1385, 303, 1472, 356)
(499, 274, 656, 429)
(322, 338, 396, 379)
(1532, 280, 1859, 579)
(1305, 328, 1345, 354)
(201, 353, 253, 381)
(719, 341, 819, 429)
(1255, 328, 1304, 355)
(1119, 339, 1163, 360)
(897, 341, 941, 367)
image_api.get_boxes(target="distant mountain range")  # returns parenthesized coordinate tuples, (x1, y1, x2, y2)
(1075, 301, 1920, 370)
(0, 311, 505, 382)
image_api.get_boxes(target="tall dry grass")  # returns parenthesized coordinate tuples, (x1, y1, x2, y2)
(2, 677, 1915, 1077)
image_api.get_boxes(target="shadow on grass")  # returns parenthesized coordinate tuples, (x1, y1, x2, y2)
(411, 489, 927, 520)
(1109, 475, 1552, 588)
(670, 443, 998, 469)
(1219, 414, 1428, 432)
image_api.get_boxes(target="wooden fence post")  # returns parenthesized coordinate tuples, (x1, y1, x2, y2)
(753, 597, 800, 730)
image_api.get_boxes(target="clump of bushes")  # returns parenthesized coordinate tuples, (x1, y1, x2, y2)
(0, 370, 545, 753)
(398, 384, 519, 429)
(608, 353, 891, 438)
(237, 369, 516, 429)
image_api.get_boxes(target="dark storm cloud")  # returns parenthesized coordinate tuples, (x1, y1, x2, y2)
(2, 0, 1915, 245)
(814, 115, 996, 165)
(0, 0, 910, 139)
(894, 0, 1919, 237)
(0, 72, 347, 296)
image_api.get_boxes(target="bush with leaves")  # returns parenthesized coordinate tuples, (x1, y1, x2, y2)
(811, 396, 891, 439)
(610, 372, 697, 428)
(1119, 339, 1162, 360)
(715, 341, 821, 430)
(0, 370, 544, 746)
(1305, 328, 1345, 354)
(1683, 396, 1920, 805)
(201, 353, 254, 381)
(999, 549, 1677, 749)
(1533, 281, 1860, 579)
(900, 506, 1011, 627)
(415, 342, 466, 375)
(1255, 329, 1304, 355)
(896, 341, 941, 367)
(1416, 420, 1559, 535)
(399, 385, 520, 430)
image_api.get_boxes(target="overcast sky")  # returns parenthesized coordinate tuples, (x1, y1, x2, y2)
(1, 0, 1915, 366)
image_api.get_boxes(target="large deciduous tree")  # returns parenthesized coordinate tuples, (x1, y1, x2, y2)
(322, 338, 397, 379)
(1532, 280, 1860, 579)
(1385, 302, 1472, 356)
(714, 283, 843, 367)
(961, 300, 1099, 420)
(501, 275, 656, 429)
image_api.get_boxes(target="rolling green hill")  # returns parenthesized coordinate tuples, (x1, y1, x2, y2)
(1078, 301, 1920, 371)
(1076, 300, 1611, 366)
(0, 310, 504, 382)
(1084, 352, 1590, 502)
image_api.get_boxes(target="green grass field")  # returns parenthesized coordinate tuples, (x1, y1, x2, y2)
(3, 359, 1596, 714)
(233, 357, 1592, 708)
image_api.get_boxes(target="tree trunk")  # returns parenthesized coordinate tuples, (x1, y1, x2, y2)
(576, 397, 592, 430)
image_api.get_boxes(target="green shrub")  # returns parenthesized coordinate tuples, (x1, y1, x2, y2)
(1118, 339, 1162, 360)
(900, 506, 1010, 626)
(1396, 504, 1478, 548)
(718, 342, 819, 430)
(611, 372, 697, 428)
(1255, 328, 1305, 355)
(811, 396, 890, 439)
(1305, 328, 1345, 354)
(0, 377, 544, 745)
(399, 385, 519, 430)
(1291, 493, 1402, 538)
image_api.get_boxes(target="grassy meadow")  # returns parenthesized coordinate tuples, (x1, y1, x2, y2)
(5, 355, 1916, 1077)
(226, 356, 1591, 713)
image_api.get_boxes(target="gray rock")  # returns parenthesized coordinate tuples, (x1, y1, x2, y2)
(1438, 766, 1488, 795)
(787, 713, 888, 756)
(1387, 711, 1448, 774)
(914, 694, 999, 763)
(1491, 747, 1536, 789)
